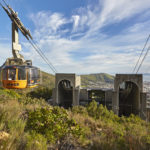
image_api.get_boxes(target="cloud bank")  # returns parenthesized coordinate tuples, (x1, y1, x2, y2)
(16, 0, 150, 74)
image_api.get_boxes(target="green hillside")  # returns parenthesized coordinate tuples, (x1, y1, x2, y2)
(41, 71, 55, 89)
(81, 73, 114, 87)
(81, 73, 114, 83)
(0, 89, 149, 150)
(41, 72, 114, 88)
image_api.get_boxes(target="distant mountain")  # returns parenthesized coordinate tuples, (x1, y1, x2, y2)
(41, 72, 114, 89)
(80, 73, 114, 88)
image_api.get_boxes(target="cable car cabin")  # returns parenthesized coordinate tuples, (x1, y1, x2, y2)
(1, 65, 40, 89)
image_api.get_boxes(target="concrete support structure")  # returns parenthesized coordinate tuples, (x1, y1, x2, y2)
(52, 73, 148, 120)
(140, 93, 147, 120)
(80, 89, 88, 101)
(113, 74, 143, 117)
(53, 73, 80, 107)
(112, 91, 118, 115)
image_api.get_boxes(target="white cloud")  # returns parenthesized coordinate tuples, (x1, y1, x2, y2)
(72, 15, 80, 31)
(72, 0, 150, 35)
(23, 0, 150, 74)
(0, 43, 12, 66)
(30, 11, 69, 38)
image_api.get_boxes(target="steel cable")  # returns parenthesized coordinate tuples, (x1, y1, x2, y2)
(136, 45, 150, 73)
(0, 0, 57, 74)
(31, 39, 57, 73)
(133, 34, 150, 73)
(28, 39, 57, 73)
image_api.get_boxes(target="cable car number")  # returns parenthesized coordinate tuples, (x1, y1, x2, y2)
(7, 83, 19, 86)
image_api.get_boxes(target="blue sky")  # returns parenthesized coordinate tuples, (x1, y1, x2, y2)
(0, 0, 150, 75)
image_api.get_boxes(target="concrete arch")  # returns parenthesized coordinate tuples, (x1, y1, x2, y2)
(58, 79, 73, 108)
(114, 74, 143, 92)
(118, 81, 140, 116)
(54, 73, 81, 107)
(57, 78, 74, 88)
(113, 74, 143, 116)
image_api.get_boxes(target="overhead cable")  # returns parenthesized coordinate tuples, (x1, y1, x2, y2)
(28, 39, 57, 73)
(0, 0, 57, 74)
(2, 0, 7, 6)
(133, 34, 150, 73)
(136, 45, 150, 73)
(31, 39, 57, 73)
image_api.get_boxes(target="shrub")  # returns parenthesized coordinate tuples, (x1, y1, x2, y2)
(0, 88, 20, 101)
(25, 131, 47, 150)
(26, 106, 84, 143)
(86, 100, 119, 121)
(72, 105, 88, 115)
(27, 86, 52, 100)
(18, 95, 46, 106)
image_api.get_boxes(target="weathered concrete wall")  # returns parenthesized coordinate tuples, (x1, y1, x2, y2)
(140, 92, 147, 120)
(114, 74, 143, 92)
(55, 73, 76, 89)
(105, 90, 113, 110)
(53, 73, 80, 107)
(105, 90, 113, 102)
(75, 76, 81, 87)
(74, 89, 80, 105)
(114, 74, 143, 116)
(112, 91, 119, 115)
(52, 73, 148, 120)
(80, 89, 88, 101)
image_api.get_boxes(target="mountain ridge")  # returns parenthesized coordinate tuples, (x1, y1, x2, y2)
(41, 72, 114, 88)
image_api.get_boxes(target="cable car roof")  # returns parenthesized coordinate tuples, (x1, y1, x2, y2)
(2, 65, 39, 69)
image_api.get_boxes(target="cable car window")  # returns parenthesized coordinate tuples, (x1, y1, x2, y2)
(2, 69, 7, 80)
(31, 69, 39, 79)
(18, 68, 26, 80)
(27, 69, 30, 84)
(29, 68, 40, 84)
(8, 69, 16, 80)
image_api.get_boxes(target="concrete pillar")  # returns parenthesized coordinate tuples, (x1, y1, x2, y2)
(73, 89, 80, 105)
(140, 93, 147, 120)
(141, 93, 147, 111)
(80, 89, 88, 101)
(112, 91, 119, 115)
(52, 73, 81, 107)
(55, 87, 58, 104)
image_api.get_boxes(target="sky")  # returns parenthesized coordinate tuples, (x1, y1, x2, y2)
(0, 0, 150, 75)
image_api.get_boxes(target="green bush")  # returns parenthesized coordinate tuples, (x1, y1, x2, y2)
(25, 131, 47, 150)
(0, 88, 20, 101)
(86, 100, 119, 121)
(26, 106, 84, 143)
(0, 90, 149, 150)
(73, 101, 150, 150)
(72, 105, 88, 115)
(27, 86, 52, 100)
(18, 95, 46, 106)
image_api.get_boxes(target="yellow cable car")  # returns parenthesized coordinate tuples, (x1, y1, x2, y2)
(1, 65, 40, 89)
(0, 3, 42, 89)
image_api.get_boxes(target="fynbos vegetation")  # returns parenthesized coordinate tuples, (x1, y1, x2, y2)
(0, 88, 149, 150)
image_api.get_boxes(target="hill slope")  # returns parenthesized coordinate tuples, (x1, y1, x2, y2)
(81, 73, 114, 88)
(41, 72, 114, 89)
(41, 71, 55, 89)
(0, 91, 149, 150)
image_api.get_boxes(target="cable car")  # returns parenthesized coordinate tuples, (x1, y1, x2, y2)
(0, 2, 42, 89)
(1, 2, 57, 89)
(1, 65, 40, 89)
